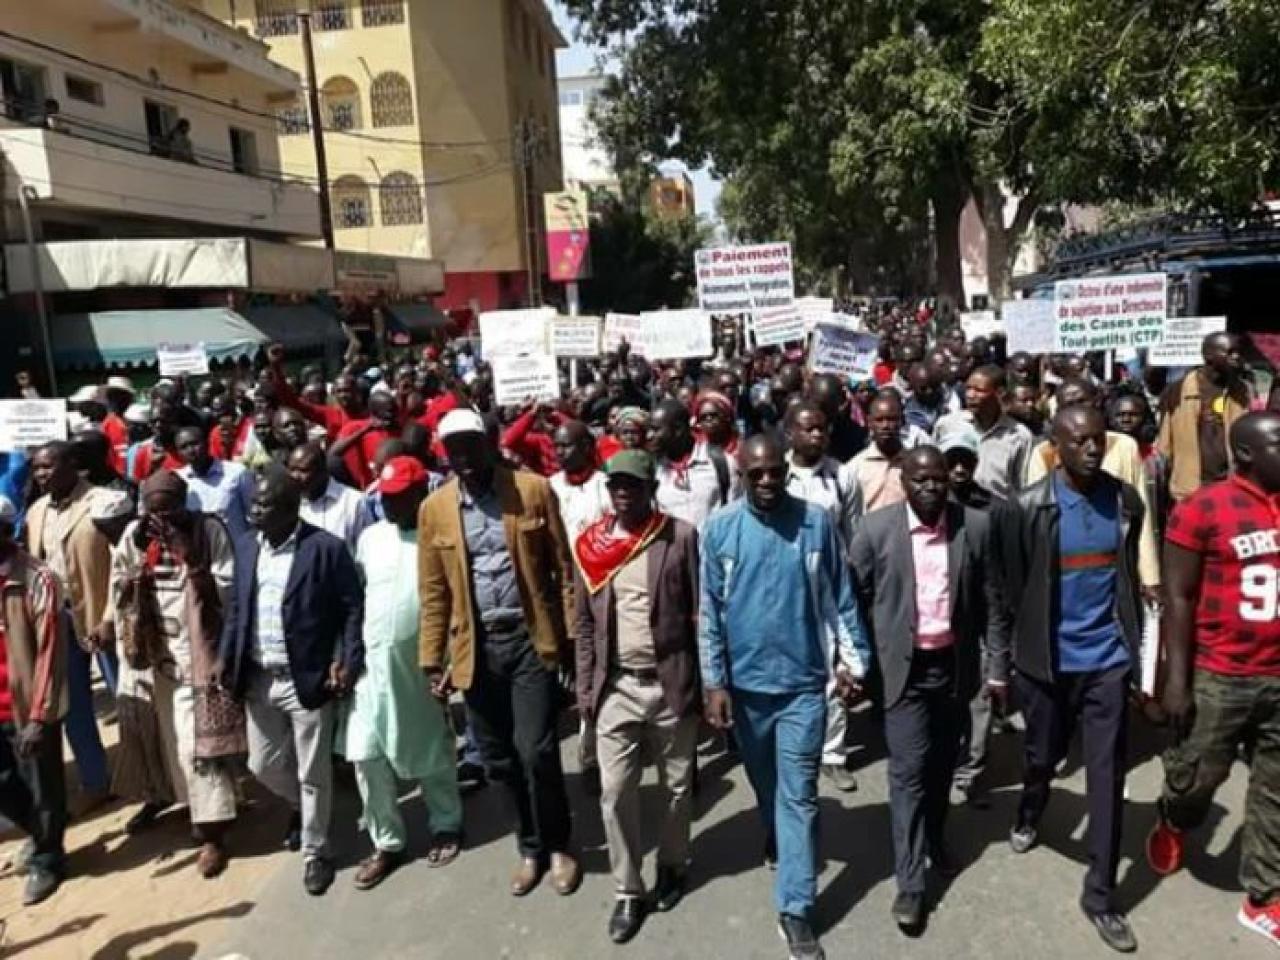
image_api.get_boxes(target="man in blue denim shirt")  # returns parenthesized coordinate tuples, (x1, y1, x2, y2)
(699, 433, 869, 960)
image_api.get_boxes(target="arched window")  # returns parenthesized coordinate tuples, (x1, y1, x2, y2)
(369, 72, 413, 128)
(332, 175, 372, 229)
(276, 97, 309, 135)
(361, 0, 404, 27)
(321, 76, 361, 131)
(380, 171, 422, 226)
(256, 0, 298, 37)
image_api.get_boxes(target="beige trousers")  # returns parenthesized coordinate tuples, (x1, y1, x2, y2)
(596, 671, 698, 898)
(152, 670, 237, 824)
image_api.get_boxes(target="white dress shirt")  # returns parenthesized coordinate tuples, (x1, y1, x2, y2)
(299, 478, 373, 553)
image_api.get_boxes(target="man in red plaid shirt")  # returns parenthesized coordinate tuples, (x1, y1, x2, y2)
(1149, 411, 1280, 947)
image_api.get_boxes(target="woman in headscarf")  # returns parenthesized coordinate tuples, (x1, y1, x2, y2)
(694, 390, 739, 455)
(597, 406, 650, 463)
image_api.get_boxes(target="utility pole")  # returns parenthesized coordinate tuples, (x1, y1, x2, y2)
(299, 9, 334, 250)
(515, 118, 542, 307)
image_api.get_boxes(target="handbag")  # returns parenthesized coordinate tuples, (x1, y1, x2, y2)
(118, 571, 167, 670)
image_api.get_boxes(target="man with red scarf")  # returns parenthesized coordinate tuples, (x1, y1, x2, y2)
(573, 450, 701, 944)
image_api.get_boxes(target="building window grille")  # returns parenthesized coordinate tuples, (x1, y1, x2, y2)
(333, 176, 372, 228)
(369, 72, 413, 128)
(380, 171, 423, 225)
(277, 102, 309, 135)
(322, 76, 361, 130)
(314, 1, 351, 31)
(361, 0, 404, 27)
(255, 0, 298, 36)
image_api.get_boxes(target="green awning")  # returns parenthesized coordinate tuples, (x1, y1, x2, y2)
(244, 304, 346, 351)
(386, 302, 449, 340)
(52, 308, 268, 370)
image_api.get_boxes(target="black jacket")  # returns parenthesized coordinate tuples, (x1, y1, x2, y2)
(219, 521, 365, 709)
(989, 472, 1144, 685)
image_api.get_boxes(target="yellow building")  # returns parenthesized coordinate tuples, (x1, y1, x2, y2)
(201, 0, 566, 312)
(649, 171, 696, 221)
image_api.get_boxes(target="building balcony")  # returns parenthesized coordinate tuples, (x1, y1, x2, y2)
(0, 120, 321, 239)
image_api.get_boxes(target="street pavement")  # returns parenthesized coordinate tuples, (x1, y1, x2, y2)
(203, 705, 1273, 960)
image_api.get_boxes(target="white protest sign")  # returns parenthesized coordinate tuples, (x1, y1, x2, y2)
(478, 307, 553, 358)
(1001, 299, 1057, 355)
(1053, 272, 1167, 352)
(550, 315, 601, 358)
(1148, 316, 1227, 367)
(752, 306, 807, 348)
(491, 352, 560, 407)
(694, 242, 794, 312)
(603, 313, 644, 354)
(0, 400, 67, 452)
(638, 310, 713, 360)
(807, 324, 879, 380)
(960, 310, 1002, 340)
(795, 296, 834, 333)
(156, 342, 209, 377)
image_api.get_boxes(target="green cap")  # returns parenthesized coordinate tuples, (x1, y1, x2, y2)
(605, 449, 655, 481)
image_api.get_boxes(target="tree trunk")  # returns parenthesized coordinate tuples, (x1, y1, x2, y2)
(977, 181, 1040, 306)
(931, 179, 967, 312)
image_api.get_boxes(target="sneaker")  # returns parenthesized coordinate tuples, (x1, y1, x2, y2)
(1086, 909, 1137, 953)
(1239, 898, 1280, 947)
(1009, 823, 1038, 854)
(820, 764, 858, 793)
(1146, 815, 1184, 876)
(777, 913, 825, 960)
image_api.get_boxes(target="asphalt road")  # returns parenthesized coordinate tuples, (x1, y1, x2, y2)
(210, 705, 1270, 960)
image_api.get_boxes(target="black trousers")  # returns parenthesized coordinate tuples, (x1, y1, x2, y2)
(464, 626, 571, 860)
(884, 650, 960, 894)
(0, 721, 67, 874)
(1017, 665, 1129, 915)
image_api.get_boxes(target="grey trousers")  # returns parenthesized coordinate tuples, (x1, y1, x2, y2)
(245, 669, 335, 860)
(596, 672, 698, 898)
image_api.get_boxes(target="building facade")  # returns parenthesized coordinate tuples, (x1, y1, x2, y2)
(557, 72, 618, 195)
(202, 0, 566, 312)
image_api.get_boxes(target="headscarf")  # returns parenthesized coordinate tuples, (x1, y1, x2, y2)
(140, 468, 188, 503)
(614, 406, 650, 429)
(695, 389, 739, 454)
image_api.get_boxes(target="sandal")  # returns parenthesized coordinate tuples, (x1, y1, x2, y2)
(425, 832, 462, 868)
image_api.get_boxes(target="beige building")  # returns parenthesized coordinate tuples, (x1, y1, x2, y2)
(202, 0, 566, 312)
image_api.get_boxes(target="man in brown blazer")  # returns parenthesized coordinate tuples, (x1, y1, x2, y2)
(418, 409, 580, 897)
(573, 450, 701, 944)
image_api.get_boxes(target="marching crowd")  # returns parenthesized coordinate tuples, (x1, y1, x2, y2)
(0, 307, 1277, 960)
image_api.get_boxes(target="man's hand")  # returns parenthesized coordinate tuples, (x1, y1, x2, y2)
(15, 722, 44, 759)
(267, 343, 286, 367)
(210, 658, 227, 692)
(833, 668, 863, 706)
(986, 681, 1010, 715)
(88, 620, 116, 653)
(704, 688, 733, 730)
(424, 666, 452, 702)
(326, 662, 350, 697)
(1162, 680, 1196, 740)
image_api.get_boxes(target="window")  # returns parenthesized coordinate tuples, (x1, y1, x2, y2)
(143, 99, 181, 156)
(369, 72, 413, 128)
(314, 0, 350, 31)
(332, 175, 372, 228)
(65, 75, 103, 107)
(0, 57, 48, 122)
(558, 90, 582, 107)
(230, 127, 259, 176)
(360, 0, 403, 27)
(255, 0, 298, 36)
(380, 171, 422, 225)
(321, 76, 361, 130)
(277, 100, 309, 135)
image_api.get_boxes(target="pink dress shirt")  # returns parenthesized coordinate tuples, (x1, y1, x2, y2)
(907, 505, 954, 650)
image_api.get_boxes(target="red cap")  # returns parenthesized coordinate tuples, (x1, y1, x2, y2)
(422, 345, 440, 362)
(376, 456, 429, 495)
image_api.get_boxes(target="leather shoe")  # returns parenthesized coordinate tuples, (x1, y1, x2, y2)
(353, 849, 404, 890)
(892, 891, 925, 930)
(196, 842, 227, 879)
(22, 866, 61, 906)
(1086, 909, 1138, 953)
(928, 842, 960, 880)
(549, 851, 581, 895)
(303, 857, 335, 896)
(652, 866, 687, 912)
(608, 897, 645, 944)
(283, 810, 302, 852)
(510, 856, 544, 896)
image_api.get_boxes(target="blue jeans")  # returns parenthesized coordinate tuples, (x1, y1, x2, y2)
(64, 623, 117, 795)
(732, 687, 826, 918)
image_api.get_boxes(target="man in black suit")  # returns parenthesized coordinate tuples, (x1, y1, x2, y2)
(218, 467, 364, 896)
(850, 446, 1008, 932)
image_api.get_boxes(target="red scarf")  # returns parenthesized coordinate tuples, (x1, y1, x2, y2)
(573, 511, 668, 594)
(564, 465, 597, 487)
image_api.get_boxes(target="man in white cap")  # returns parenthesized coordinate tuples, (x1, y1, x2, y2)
(419, 408, 581, 898)
(69, 386, 128, 474)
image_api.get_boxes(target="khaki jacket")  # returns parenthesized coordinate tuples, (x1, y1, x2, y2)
(0, 548, 69, 724)
(1156, 369, 1250, 502)
(26, 482, 113, 638)
(418, 468, 574, 690)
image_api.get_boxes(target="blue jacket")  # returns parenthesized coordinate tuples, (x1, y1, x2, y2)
(219, 521, 365, 710)
(698, 493, 869, 695)
(0, 452, 29, 536)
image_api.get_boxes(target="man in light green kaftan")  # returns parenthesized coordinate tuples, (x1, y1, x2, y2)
(342, 457, 463, 889)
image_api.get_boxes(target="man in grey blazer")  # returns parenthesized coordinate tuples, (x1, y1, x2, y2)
(850, 446, 1009, 933)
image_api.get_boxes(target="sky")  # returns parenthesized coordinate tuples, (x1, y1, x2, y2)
(547, 2, 723, 220)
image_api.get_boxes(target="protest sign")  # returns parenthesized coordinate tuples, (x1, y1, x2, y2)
(639, 310, 714, 360)
(752, 306, 807, 348)
(694, 242, 794, 312)
(795, 296, 834, 333)
(603, 313, 644, 354)
(1001, 299, 1057, 355)
(807, 324, 879, 380)
(491, 352, 560, 407)
(960, 311, 1002, 340)
(550, 315, 601, 358)
(478, 307, 554, 357)
(0, 400, 67, 452)
(1053, 272, 1167, 352)
(1149, 316, 1227, 367)
(156, 342, 209, 377)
